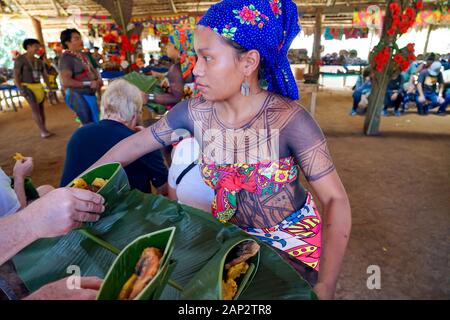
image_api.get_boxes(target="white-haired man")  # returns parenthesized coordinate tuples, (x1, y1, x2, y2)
(60, 79, 168, 194)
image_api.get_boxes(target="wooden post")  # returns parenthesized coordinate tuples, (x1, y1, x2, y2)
(367, 28, 375, 61)
(169, 0, 178, 14)
(31, 17, 45, 48)
(311, 8, 323, 79)
(114, 0, 131, 72)
(423, 24, 433, 55)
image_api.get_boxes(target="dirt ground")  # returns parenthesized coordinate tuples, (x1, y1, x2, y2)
(1, 89, 449, 299)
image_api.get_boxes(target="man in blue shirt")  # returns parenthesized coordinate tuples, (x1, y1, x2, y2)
(416, 61, 445, 115)
(60, 79, 168, 194)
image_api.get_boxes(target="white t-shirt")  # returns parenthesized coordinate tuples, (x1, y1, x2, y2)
(168, 138, 214, 213)
(0, 167, 20, 217)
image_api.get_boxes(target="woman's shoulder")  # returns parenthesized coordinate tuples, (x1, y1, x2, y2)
(264, 92, 309, 129)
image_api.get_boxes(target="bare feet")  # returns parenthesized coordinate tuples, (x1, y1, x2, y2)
(40, 132, 55, 139)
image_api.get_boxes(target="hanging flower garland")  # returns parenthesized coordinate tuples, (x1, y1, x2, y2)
(386, 2, 417, 36)
(371, 1, 422, 73)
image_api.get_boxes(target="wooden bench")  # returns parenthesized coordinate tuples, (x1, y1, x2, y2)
(0, 84, 23, 112)
(297, 82, 319, 117)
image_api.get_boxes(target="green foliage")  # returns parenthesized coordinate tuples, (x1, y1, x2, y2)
(0, 20, 26, 69)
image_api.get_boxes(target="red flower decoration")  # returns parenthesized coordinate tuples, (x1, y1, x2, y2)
(387, 4, 416, 35)
(389, 2, 401, 14)
(401, 61, 410, 71)
(239, 6, 257, 23)
(416, 1, 423, 10)
(373, 46, 391, 72)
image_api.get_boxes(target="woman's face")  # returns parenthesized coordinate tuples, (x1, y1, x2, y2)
(193, 26, 245, 101)
(67, 32, 84, 51)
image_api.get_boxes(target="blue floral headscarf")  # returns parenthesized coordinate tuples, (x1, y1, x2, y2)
(198, 0, 301, 100)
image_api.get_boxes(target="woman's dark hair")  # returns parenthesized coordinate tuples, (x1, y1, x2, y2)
(362, 67, 372, 78)
(220, 37, 262, 79)
(22, 38, 40, 50)
(60, 28, 81, 49)
(220, 37, 248, 56)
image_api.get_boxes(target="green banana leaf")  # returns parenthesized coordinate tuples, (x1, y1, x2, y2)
(182, 237, 260, 300)
(66, 162, 130, 213)
(13, 190, 316, 300)
(122, 72, 160, 93)
(97, 227, 176, 300)
(146, 102, 167, 115)
(10, 176, 40, 201)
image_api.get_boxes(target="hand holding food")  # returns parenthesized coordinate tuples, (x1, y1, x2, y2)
(23, 188, 105, 239)
(13, 156, 34, 179)
(13, 152, 24, 161)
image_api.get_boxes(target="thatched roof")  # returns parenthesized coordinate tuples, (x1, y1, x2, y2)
(1, 1, 389, 26)
(1, 0, 446, 32)
(2, 1, 389, 17)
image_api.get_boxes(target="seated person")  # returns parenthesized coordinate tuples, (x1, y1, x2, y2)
(149, 54, 156, 67)
(1, 156, 53, 218)
(438, 66, 450, 115)
(168, 137, 214, 213)
(416, 61, 445, 115)
(350, 67, 373, 116)
(0, 188, 104, 299)
(0, 167, 20, 218)
(383, 68, 403, 116)
(60, 79, 168, 194)
(421, 53, 436, 70)
(401, 60, 421, 110)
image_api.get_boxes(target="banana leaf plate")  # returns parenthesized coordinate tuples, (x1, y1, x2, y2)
(97, 227, 176, 300)
(67, 162, 130, 210)
(13, 190, 317, 300)
(182, 237, 260, 300)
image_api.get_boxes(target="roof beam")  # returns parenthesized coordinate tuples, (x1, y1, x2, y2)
(300, 3, 385, 15)
(51, 0, 69, 17)
(8, 0, 31, 17)
(50, 0, 60, 16)
(169, 0, 177, 13)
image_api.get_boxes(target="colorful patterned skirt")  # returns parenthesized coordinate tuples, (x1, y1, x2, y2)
(241, 192, 322, 273)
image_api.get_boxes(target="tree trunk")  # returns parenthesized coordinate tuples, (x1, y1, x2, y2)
(364, 0, 411, 135)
